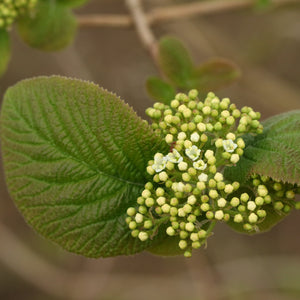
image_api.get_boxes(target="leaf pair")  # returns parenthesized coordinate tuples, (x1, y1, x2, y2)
(147, 37, 241, 103)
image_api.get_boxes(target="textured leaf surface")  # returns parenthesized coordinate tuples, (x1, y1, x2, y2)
(158, 36, 194, 88)
(0, 30, 11, 77)
(188, 58, 241, 92)
(0, 76, 168, 258)
(225, 110, 300, 185)
(146, 77, 176, 104)
(17, 1, 77, 51)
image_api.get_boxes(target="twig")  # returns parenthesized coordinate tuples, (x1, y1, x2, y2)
(125, 0, 160, 67)
(77, 0, 299, 28)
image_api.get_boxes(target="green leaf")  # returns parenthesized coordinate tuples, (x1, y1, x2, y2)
(224, 110, 300, 185)
(0, 30, 11, 77)
(17, 1, 77, 51)
(188, 58, 241, 92)
(0, 76, 168, 258)
(148, 236, 184, 256)
(57, 0, 89, 8)
(158, 36, 194, 88)
(227, 204, 290, 235)
(146, 77, 176, 104)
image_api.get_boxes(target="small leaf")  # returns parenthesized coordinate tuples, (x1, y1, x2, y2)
(146, 77, 176, 104)
(148, 236, 184, 256)
(188, 58, 241, 92)
(0, 76, 168, 258)
(57, 0, 89, 8)
(158, 36, 194, 88)
(224, 110, 300, 185)
(227, 204, 290, 235)
(17, 2, 77, 51)
(0, 30, 11, 77)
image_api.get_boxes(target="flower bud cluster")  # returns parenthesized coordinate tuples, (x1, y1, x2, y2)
(0, 0, 37, 30)
(248, 174, 298, 215)
(126, 90, 269, 257)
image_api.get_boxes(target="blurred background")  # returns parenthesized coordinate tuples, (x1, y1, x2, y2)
(0, 0, 300, 299)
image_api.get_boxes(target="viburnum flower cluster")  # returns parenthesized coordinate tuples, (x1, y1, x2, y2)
(126, 90, 298, 257)
(0, 0, 37, 30)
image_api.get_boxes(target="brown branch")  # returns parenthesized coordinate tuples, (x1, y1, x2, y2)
(125, 0, 159, 67)
(77, 0, 299, 28)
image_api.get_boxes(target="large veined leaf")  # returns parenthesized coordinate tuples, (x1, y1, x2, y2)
(224, 110, 300, 185)
(0, 30, 11, 77)
(17, 1, 77, 51)
(0, 76, 168, 258)
(158, 36, 194, 88)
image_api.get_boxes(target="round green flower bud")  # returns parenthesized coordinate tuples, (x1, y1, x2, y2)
(170, 207, 178, 216)
(156, 196, 166, 206)
(234, 214, 243, 223)
(170, 197, 179, 206)
(286, 190, 295, 199)
(190, 232, 199, 242)
(248, 213, 258, 224)
(215, 210, 224, 220)
(131, 230, 139, 238)
(145, 197, 155, 207)
(162, 204, 171, 213)
(166, 226, 176, 236)
(179, 240, 188, 249)
(206, 211, 214, 219)
(180, 230, 188, 239)
(127, 207, 136, 216)
(185, 222, 195, 232)
(184, 250, 192, 258)
(257, 209, 267, 218)
(144, 220, 153, 229)
(138, 231, 149, 241)
(198, 230, 207, 239)
(274, 201, 284, 211)
(230, 197, 240, 207)
(255, 197, 264, 206)
(247, 201, 256, 211)
(217, 198, 227, 208)
(243, 224, 253, 231)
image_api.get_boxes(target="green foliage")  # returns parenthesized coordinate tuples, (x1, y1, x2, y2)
(189, 59, 241, 93)
(155, 36, 240, 96)
(0, 76, 169, 258)
(0, 30, 11, 76)
(146, 77, 176, 104)
(225, 110, 300, 185)
(158, 36, 194, 88)
(17, 1, 77, 51)
(227, 203, 290, 235)
(57, 0, 89, 8)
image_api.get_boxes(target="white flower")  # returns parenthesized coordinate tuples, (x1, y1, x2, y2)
(193, 159, 207, 170)
(185, 145, 201, 161)
(167, 149, 183, 163)
(223, 139, 237, 153)
(198, 173, 208, 182)
(151, 153, 167, 172)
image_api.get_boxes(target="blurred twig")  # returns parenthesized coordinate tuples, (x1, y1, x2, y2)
(126, 0, 160, 70)
(78, 0, 299, 27)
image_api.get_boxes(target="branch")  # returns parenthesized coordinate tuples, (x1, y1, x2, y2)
(125, 0, 159, 67)
(77, 0, 299, 28)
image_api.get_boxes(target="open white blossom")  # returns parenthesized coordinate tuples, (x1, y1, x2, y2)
(185, 145, 201, 161)
(152, 153, 167, 172)
(167, 149, 183, 163)
(193, 159, 207, 170)
(222, 139, 237, 153)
